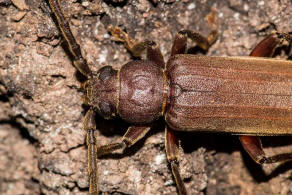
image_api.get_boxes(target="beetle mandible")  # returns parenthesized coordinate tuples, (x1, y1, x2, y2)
(48, 0, 292, 194)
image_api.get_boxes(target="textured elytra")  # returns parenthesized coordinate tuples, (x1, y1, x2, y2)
(166, 55, 292, 135)
(1, 0, 292, 195)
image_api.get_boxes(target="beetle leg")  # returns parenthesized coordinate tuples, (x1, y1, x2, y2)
(165, 127, 187, 195)
(108, 25, 165, 68)
(171, 33, 187, 56)
(172, 29, 218, 53)
(83, 109, 99, 195)
(250, 32, 292, 57)
(48, 0, 92, 78)
(96, 125, 151, 157)
(171, 8, 218, 55)
(239, 136, 292, 164)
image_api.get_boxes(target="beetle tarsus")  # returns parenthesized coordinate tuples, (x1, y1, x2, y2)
(97, 142, 126, 157)
(260, 153, 292, 164)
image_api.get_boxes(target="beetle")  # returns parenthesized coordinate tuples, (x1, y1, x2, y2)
(48, 0, 292, 194)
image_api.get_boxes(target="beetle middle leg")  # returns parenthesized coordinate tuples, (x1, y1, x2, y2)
(240, 32, 292, 164)
(171, 29, 218, 55)
(162, 10, 219, 195)
(108, 25, 165, 68)
(171, 8, 218, 56)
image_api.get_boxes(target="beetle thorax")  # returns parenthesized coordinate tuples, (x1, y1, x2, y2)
(118, 60, 165, 124)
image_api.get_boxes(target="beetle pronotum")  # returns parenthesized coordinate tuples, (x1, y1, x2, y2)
(48, 0, 292, 194)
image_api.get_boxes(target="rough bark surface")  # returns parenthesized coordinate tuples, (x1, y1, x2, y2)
(0, 0, 292, 194)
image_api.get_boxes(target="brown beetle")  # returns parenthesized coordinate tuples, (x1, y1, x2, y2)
(48, 0, 292, 194)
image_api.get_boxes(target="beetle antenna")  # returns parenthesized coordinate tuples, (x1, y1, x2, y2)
(48, 0, 93, 78)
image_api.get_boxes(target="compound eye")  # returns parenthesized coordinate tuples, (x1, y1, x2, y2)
(98, 66, 116, 82)
(98, 101, 115, 118)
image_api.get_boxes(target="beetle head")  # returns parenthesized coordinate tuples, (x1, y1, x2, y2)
(84, 66, 119, 119)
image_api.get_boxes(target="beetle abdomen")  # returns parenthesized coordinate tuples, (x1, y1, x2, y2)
(165, 55, 292, 135)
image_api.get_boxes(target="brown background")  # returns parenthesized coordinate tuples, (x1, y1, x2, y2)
(0, 0, 292, 194)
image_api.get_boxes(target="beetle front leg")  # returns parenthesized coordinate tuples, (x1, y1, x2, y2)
(96, 125, 151, 157)
(108, 25, 165, 68)
(83, 109, 99, 195)
(165, 127, 187, 195)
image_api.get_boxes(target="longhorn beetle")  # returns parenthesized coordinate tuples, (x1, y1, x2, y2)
(48, 0, 292, 194)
